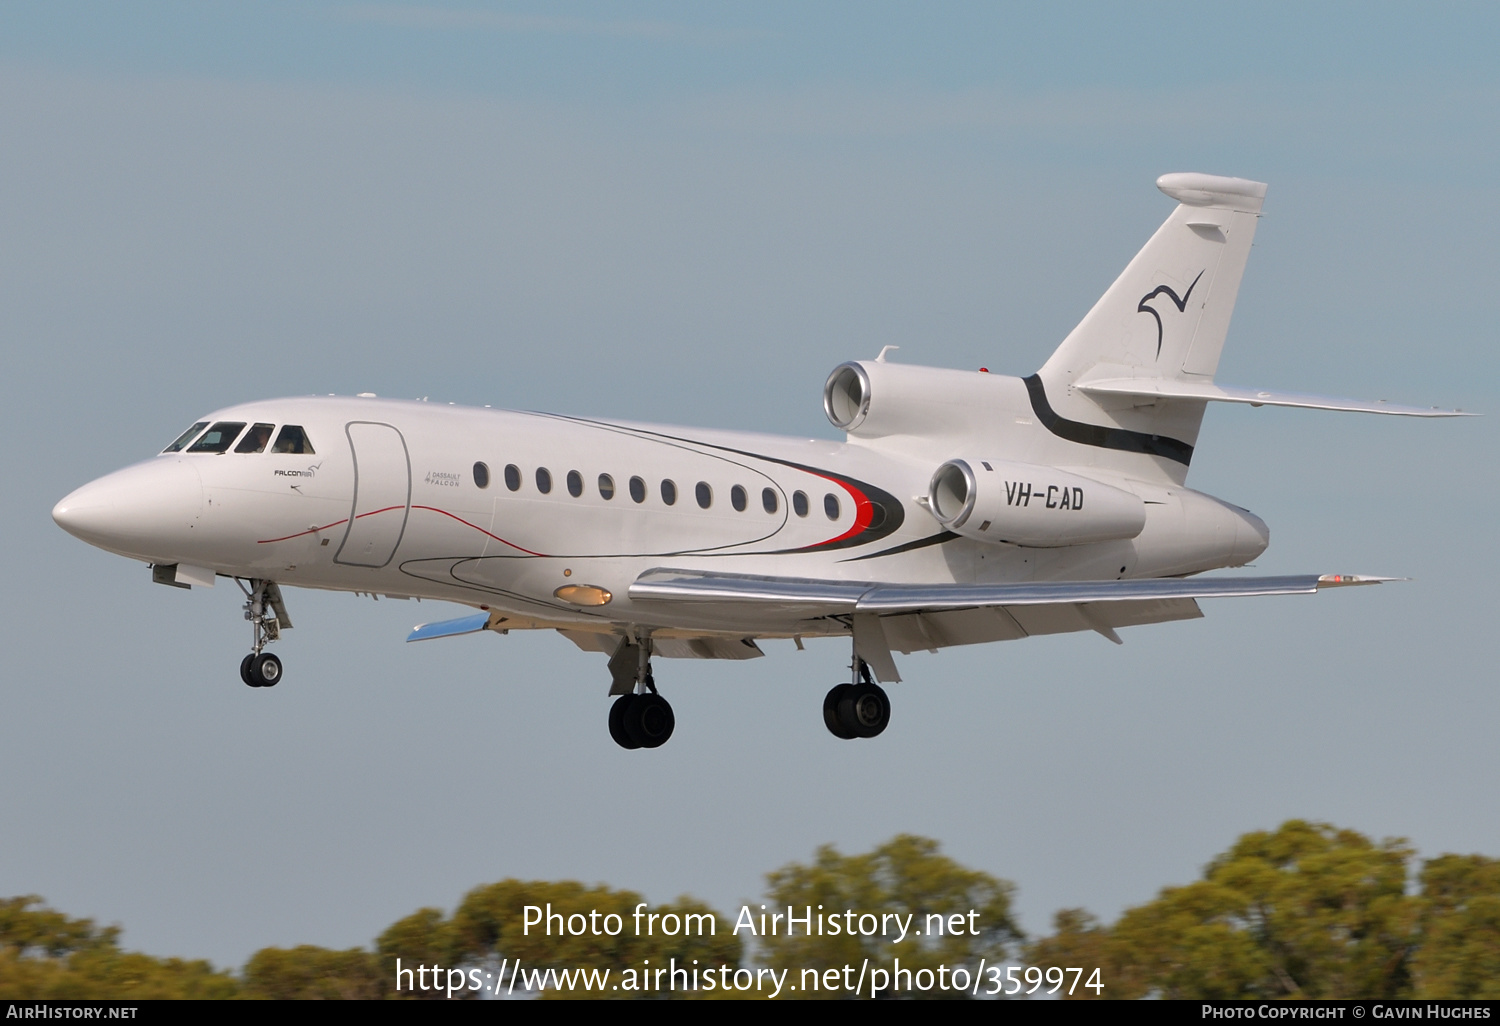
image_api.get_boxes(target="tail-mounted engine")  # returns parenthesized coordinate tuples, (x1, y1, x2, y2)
(927, 459, 1146, 547)
(824, 360, 1013, 440)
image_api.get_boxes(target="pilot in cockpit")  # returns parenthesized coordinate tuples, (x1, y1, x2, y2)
(271, 425, 314, 454)
(234, 423, 273, 454)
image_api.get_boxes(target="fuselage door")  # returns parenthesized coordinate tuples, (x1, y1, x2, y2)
(335, 421, 411, 568)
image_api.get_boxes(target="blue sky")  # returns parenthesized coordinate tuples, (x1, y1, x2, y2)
(2, 3, 1496, 970)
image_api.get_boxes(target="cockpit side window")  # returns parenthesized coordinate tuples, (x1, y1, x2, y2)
(234, 423, 275, 454)
(187, 422, 247, 454)
(162, 422, 209, 453)
(271, 426, 314, 454)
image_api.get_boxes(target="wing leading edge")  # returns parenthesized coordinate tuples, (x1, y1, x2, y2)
(1076, 378, 1473, 417)
(629, 568, 1395, 682)
(628, 567, 1392, 611)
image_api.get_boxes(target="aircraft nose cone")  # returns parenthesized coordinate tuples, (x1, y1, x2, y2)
(53, 459, 204, 560)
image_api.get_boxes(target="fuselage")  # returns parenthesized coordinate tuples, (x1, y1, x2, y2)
(53, 389, 1269, 643)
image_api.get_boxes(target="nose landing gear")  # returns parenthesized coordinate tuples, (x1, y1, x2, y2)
(607, 635, 675, 749)
(237, 579, 291, 688)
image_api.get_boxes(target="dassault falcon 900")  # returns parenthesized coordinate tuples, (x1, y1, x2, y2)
(53, 173, 1468, 749)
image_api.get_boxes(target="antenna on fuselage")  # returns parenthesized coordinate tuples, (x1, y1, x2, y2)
(874, 345, 899, 363)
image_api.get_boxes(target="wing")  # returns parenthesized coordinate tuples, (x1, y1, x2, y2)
(629, 568, 1394, 682)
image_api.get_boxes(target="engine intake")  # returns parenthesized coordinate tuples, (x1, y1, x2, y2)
(927, 459, 1146, 547)
(823, 360, 1015, 439)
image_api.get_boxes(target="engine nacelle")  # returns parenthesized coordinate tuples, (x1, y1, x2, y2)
(823, 360, 1012, 439)
(927, 459, 1146, 547)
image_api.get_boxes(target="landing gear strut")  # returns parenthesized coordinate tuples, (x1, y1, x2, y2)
(824, 657, 890, 740)
(237, 578, 289, 688)
(607, 635, 675, 749)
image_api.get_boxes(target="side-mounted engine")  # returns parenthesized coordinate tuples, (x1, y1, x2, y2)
(926, 458, 1146, 547)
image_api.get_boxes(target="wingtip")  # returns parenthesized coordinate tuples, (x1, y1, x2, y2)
(1316, 574, 1406, 587)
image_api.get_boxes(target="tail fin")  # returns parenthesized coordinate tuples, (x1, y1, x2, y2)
(1032, 173, 1266, 480)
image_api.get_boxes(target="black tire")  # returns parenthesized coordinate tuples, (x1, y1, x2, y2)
(609, 695, 641, 749)
(251, 653, 283, 688)
(823, 684, 856, 739)
(240, 653, 258, 687)
(837, 682, 890, 739)
(625, 693, 675, 749)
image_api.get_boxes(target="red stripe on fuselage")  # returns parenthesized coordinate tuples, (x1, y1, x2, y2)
(792, 473, 874, 552)
(257, 505, 547, 557)
(410, 505, 547, 556)
(256, 518, 349, 543)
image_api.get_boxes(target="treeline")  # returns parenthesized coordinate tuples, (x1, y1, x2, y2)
(2, 823, 1496, 999)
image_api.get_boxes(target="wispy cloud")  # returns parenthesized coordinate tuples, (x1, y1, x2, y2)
(338, 4, 765, 45)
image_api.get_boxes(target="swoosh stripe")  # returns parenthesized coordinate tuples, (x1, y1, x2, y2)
(257, 505, 548, 556)
(1024, 374, 1194, 466)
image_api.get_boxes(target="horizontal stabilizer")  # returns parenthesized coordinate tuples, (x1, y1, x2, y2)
(1078, 378, 1473, 417)
(407, 611, 495, 643)
(630, 568, 1395, 615)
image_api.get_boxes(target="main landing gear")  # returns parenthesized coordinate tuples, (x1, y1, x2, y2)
(237, 578, 290, 688)
(823, 658, 891, 740)
(607, 636, 675, 750)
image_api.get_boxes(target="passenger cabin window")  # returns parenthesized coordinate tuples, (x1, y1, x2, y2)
(661, 480, 677, 506)
(271, 425, 314, 454)
(825, 493, 841, 520)
(473, 462, 490, 488)
(629, 476, 646, 503)
(762, 488, 778, 514)
(162, 422, 209, 453)
(792, 491, 809, 517)
(731, 485, 747, 512)
(567, 470, 583, 497)
(695, 482, 712, 509)
(536, 468, 552, 494)
(598, 474, 616, 500)
(188, 422, 246, 454)
(504, 464, 521, 491)
(234, 423, 274, 454)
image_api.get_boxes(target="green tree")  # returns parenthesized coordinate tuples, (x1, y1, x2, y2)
(241, 945, 386, 1000)
(373, 907, 462, 1000)
(1411, 854, 1500, 998)
(1028, 820, 1420, 999)
(755, 834, 1021, 999)
(439, 879, 742, 999)
(0, 896, 238, 999)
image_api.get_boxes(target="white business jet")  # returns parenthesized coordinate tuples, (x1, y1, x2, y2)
(53, 173, 1467, 749)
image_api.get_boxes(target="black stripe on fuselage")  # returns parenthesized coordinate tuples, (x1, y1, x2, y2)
(1023, 374, 1194, 466)
(839, 530, 959, 562)
(540, 414, 907, 552)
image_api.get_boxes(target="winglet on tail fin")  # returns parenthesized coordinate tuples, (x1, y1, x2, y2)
(1022, 174, 1266, 480)
(1039, 172, 1267, 391)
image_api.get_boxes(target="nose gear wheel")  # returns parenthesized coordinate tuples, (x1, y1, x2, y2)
(236, 578, 289, 688)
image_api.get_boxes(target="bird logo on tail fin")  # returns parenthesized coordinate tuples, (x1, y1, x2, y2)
(1137, 269, 1204, 359)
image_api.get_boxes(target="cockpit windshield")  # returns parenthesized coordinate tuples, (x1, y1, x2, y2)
(234, 423, 275, 454)
(187, 422, 247, 454)
(162, 422, 209, 453)
(271, 425, 314, 454)
(162, 420, 313, 454)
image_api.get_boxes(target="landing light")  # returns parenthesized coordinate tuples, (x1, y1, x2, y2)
(554, 585, 612, 607)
